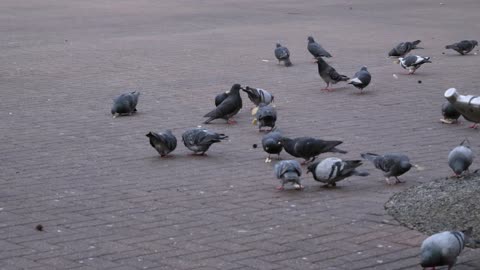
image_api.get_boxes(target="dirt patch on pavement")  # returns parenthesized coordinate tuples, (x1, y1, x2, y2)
(385, 174, 480, 247)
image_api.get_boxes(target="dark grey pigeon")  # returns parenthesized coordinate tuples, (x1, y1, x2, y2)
(242, 86, 274, 107)
(181, 128, 228, 155)
(274, 43, 292, 67)
(441, 101, 461, 124)
(348, 66, 371, 93)
(307, 36, 332, 58)
(307, 158, 369, 187)
(388, 40, 422, 57)
(445, 40, 478, 55)
(255, 103, 277, 131)
(215, 91, 228, 106)
(316, 57, 349, 91)
(397, 55, 431, 74)
(262, 130, 283, 163)
(420, 228, 473, 270)
(361, 152, 412, 184)
(274, 160, 303, 190)
(281, 137, 347, 164)
(204, 84, 242, 124)
(111, 91, 140, 118)
(448, 140, 474, 177)
(146, 130, 177, 157)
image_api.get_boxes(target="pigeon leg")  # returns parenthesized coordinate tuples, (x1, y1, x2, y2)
(276, 185, 285, 191)
(395, 177, 404, 183)
(385, 177, 392, 185)
(469, 123, 479, 129)
(321, 83, 331, 91)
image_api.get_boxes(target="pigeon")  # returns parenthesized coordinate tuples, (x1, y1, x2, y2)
(111, 91, 140, 118)
(316, 57, 349, 91)
(397, 55, 431, 74)
(307, 158, 369, 187)
(274, 160, 303, 190)
(445, 40, 478, 55)
(348, 66, 371, 93)
(441, 101, 461, 124)
(420, 228, 473, 270)
(181, 128, 228, 155)
(388, 40, 422, 57)
(307, 36, 332, 58)
(253, 103, 277, 131)
(242, 86, 274, 107)
(215, 91, 228, 106)
(261, 130, 283, 163)
(204, 84, 243, 124)
(361, 152, 412, 184)
(448, 140, 474, 177)
(281, 137, 347, 164)
(146, 130, 177, 157)
(274, 43, 292, 67)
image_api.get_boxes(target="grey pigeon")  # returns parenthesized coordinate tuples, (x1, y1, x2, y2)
(242, 86, 274, 107)
(274, 43, 292, 66)
(262, 130, 283, 163)
(441, 101, 461, 124)
(445, 40, 478, 55)
(204, 84, 242, 124)
(181, 128, 228, 155)
(388, 40, 422, 57)
(307, 158, 369, 187)
(274, 160, 303, 190)
(307, 36, 332, 58)
(111, 91, 140, 118)
(420, 228, 473, 270)
(348, 66, 371, 93)
(281, 136, 347, 164)
(146, 130, 177, 157)
(255, 103, 277, 131)
(397, 55, 431, 74)
(361, 152, 412, 184)
(215, 91, 228, 106)
(316, 57, 349, 91)
(448, 140, 474, 177)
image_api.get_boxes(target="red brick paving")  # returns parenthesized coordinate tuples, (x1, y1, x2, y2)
(1, 0, 480, 269)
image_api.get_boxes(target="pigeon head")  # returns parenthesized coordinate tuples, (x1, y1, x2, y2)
(451, 160, 466, 176)
(360, 66, 368, 71)
(472, 40, 478, 46)
(307, 36, 315, 43)
(462, 227, 475, 247)
(227, 84, 242, 94)
(146, 132, 154, 138)
(400, 160, 412, 171)
(276, 43, 282, 48)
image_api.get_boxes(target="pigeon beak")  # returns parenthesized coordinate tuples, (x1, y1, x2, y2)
(412, 164, 424, 171)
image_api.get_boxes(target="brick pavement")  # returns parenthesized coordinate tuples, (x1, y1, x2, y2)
(1, 0, 480, 269)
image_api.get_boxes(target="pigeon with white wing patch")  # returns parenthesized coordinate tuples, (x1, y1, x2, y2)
(348, 66, 371, 93)
(307, 158, 369, 187)
(397, 55, 431, 74)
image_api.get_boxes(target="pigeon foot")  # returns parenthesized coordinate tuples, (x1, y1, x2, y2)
(276, 186, 285, 191)
(469, 123, 479, 129)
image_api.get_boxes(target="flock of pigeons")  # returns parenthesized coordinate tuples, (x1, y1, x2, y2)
(109, 36, 479, 270)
